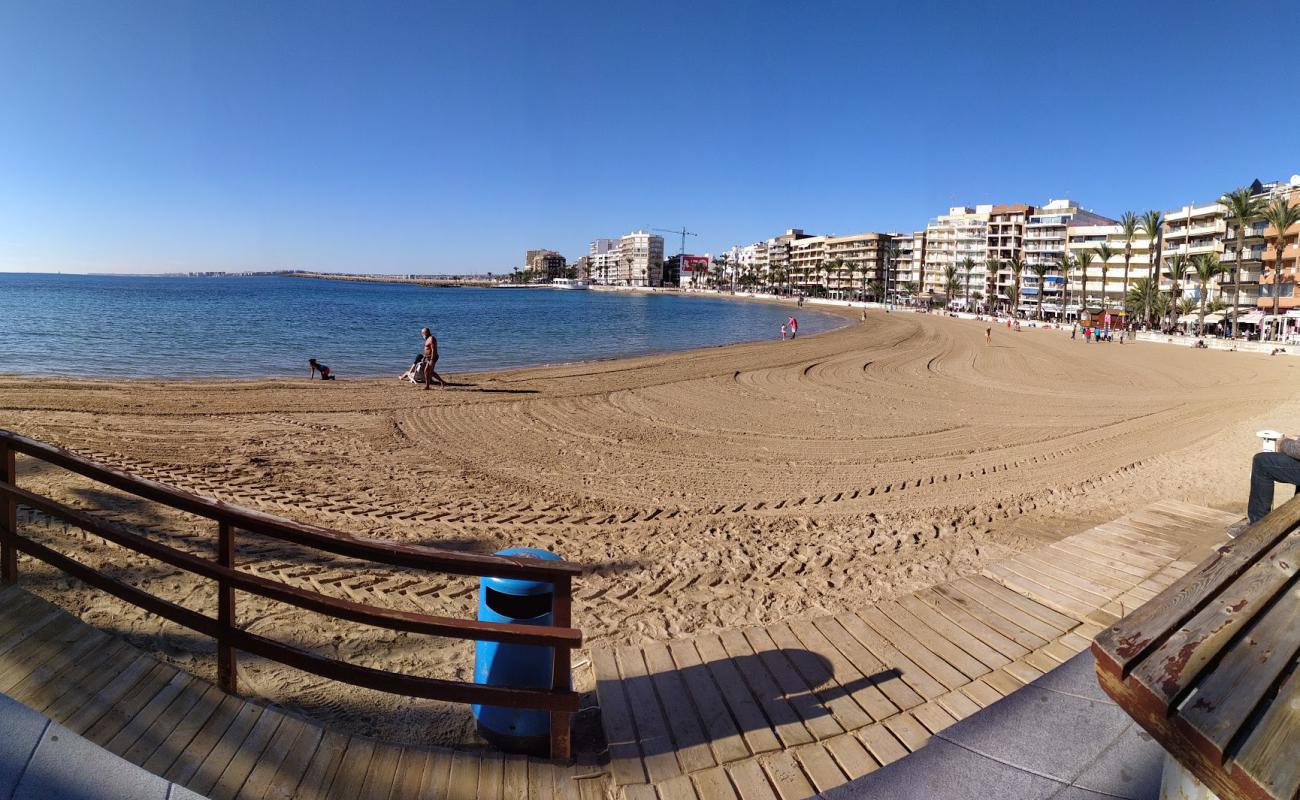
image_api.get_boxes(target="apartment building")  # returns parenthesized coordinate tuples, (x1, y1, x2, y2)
(1066, 223, 1153, 318)
(923, 206, 989, 304)
(616, 230, 665, 287)
(525, 249, 567, 282)
(587, 239, 620, 285)
(889, 231, 926, 294)
(1023, 200, 1114, 316)
(986, 204, 1033, 310)
(1260, 187, 1300, 312)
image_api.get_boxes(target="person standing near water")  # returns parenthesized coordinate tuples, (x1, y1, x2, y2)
(788, 316, 798, 339)
(420, 327, 448, 390)
(780, 323, 787, 341)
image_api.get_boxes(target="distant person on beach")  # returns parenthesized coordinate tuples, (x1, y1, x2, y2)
(780, 323, 787, 341)
(308, 359, 336, 380)
(1232, 433, 1300, 536)
(420, 327, 448, 389)
(985, 326, 991, 345)
(399, 354, 425, 383)
(787, 317, 798, 338)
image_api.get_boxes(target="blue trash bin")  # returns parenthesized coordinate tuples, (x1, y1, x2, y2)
(473, 547, 565, 754)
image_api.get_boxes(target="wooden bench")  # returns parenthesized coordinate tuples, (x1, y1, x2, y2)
(1092, 495, 1300, 800)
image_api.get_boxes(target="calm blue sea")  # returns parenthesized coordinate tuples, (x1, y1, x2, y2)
(0, 274, 843, 378)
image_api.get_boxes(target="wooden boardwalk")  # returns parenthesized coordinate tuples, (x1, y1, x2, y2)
(0, 584, 606, 800)
(592, 499, 1236, 800)
(0, 499, 1234, 800)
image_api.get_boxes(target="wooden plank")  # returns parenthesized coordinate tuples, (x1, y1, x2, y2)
(122, 677, 216, 768)
(643, 642, 718, 773)
(207, 707, 287, 800)
(0, 612, 75, 680)
(910, 701, 957, 735)
(983, 562, 1096, 620)
(741, 626, 845, 740)
(499, 755, 528, 800)
(823, 733, 877, 780)
(1067, 532, 1166, 572)
(656, 773, 699, 800)
(551, 766, 582, 800)
(812, 616, 924, 711)
(525, 757, 556, 800)
(689, 635, 783, 756)
(1047, 541, 1151, 580)
(1178, 581, 1300, 757)
(768, 622, 875, 730)
(617, 645, 686, 781)
(790, 743, 846, 794)
(1022, 649, 1059, 675)
(913, 589, 1030, 659)
(856, 723, 907, 766)
(1130, 529, 1300, 709)
(848, 608, 966, 692)
(935, 689, 981, 721)
(960, 679, 1004, 708)
(1018, 550, 1133, 593)
(415, 748, 453, 800)
(82, 662, 178, 745)
(1014, 552, 1128, 598)
(665, 640, 754, 763)
(24, 637, 134, 716)
(882, 712, 929, 752)
(692, 765, 739, 800)
(725, 759, 778, 800)
(0, 627, 108, 703)
(713, 630, 814, 749)
(444, 748, 481, 800)
(380, 746, 428, 800)
(0, 618, 102, 695)
(995, 558, 1113, 609)
(242, 717, 316, 800)
(959, 575, 1078, 633)
(61, 655, 160, 736)
(1235, 660, 1300, 800)
(981, 668, 1023, 698)
(759, 751, 815, 800)
(288, 729, 350, 800)
(186, 702, 270, 797)
(103, 671, 196, 754)
(623, 785, 658, 800)
(162, 694, 248, 785)
(1001, 660, 1043, 685)
(875, 600, 995, 678)
(590, 647, 649, 785)
(475, 751, 504, 800)
(142, 684, 229, 778)
(931, 583, 1046, 651)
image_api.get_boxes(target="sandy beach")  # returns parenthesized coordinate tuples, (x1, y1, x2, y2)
(3, 306, 1297, 749)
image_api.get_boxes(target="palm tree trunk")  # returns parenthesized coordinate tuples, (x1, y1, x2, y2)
(1232, 236, 1243, 338)
(1272, 235, 1284, 333)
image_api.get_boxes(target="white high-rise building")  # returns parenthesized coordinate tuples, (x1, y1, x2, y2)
(923, 206, 990, 305)
(616, 230, 665, 287)
(588, 239, 620, 285)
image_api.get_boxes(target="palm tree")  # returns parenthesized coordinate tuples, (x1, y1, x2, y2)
(986, 257, 1001, 313)
(867, 280, 885, 302)
(1055, 253, 1073, 319)
(1126, 277, 1156, 317)
(1091, 244, 1115, 319)
(1192, 253, 1222, 335)
(943, 264, 960, 308)
(1030, 262, 1050, 320)
(1261, 196, 1300, 331)
(958, 257, 975, 311)
(844, 259, 861, 301)
(1008, 256, 1025, 317)
(1118, 212, 1139, 314)
(1139, 211, 1164, 326)
(883, 244, 900, 306)
(1165, 254, 1190, 330)
(1218, 187, 1267, 337)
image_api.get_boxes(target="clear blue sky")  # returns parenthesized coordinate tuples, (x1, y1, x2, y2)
(2, 1, 1298, 275)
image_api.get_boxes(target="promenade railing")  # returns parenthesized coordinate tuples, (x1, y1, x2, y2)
(0, 429, 583, 759)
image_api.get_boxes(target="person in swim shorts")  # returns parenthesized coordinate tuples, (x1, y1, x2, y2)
(420, 327, 447, 390)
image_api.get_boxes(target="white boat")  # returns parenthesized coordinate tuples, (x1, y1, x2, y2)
(551, 278, 589, 290)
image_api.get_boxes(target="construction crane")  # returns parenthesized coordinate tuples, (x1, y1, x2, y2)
(653, 227, 698, 263)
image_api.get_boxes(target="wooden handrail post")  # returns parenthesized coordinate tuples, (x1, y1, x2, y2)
(217, 521, 237, 693)
(1, 443, 15, 585)
(549, 575, 573, 761)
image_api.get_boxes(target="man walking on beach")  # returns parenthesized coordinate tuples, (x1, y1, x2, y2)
(1233, 434, 1300, 535)
(420, 327, 448, 390)
(788, 317, 798, 339)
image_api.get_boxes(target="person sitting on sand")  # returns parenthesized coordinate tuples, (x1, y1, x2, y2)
(309, 359, 336, 380)
(399, 354, 425, 383)
(1230, 433, 1300, 536)
(420, 327, 448, 390)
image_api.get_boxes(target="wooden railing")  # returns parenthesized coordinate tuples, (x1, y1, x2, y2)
(0, 429, 583, 760)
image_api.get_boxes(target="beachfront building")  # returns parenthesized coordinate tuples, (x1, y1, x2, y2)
(1023, 200, 1114, 318)
(986, 204, 1033, 312)
(525, 250, 567, 282)
(788, 235, 829, 293)
(616, 231, 665, 286)
(1259, 189, 1300, 314)
(1066, 223, 1152, 319)
(587, 239, 620, 285)
(923, 206, 989, 307)
(888, 230, 925, 298)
